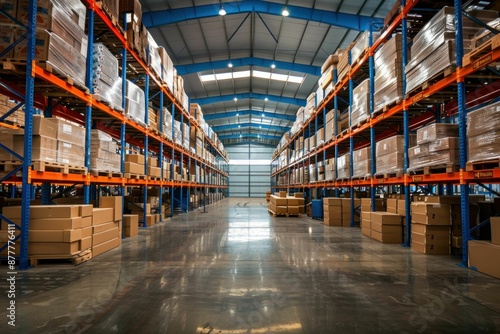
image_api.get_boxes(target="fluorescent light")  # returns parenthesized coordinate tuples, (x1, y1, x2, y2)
(233, 97, 238, 102)
(238, 125, 241, 128)
(232, 70, 251, 78)
(282, 8, 289, 16)
(264, 97, 268, 101)
(262, 114, 265, 117)
(228, 62, 233, 68)
(219, 6, 226, 16)
(239, 134, 242, 138)
(199, 69, 303, 84)
(271, 63, 276, 69)
(236, 113, 239, 116)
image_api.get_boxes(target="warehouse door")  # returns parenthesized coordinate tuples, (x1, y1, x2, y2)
(227, 144, 273, 197)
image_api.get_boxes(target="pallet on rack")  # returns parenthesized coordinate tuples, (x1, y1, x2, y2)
(380, 98, 402, 114)
(351, 47, 369, 66)
(124, 173, 147, 179)
(374, 171, 404, 179)
(92, 94, 124, 112)
(0, 160, 23, 173)
(29, 249, 92, 267)
(463, 34, 500, 67)
(32, 161, 88, 175)
(6, 58, 89, 93)
(408, 164, 459, 175)
(91, 170, 123, 178)
(406, 65, 456, 96)
(351, 118, 368, 129)
(466, 158, 500, 172)
(95, 1, 124, 36)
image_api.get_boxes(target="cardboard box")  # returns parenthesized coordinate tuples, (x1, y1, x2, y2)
(397, 199, 406, 216)
(92, 237, 120, 257)
(80, 236, 92, 250)
(125, 154, 145, 164)
(411, 202, 451, 216)
(370, 212, 402, 225)
(92, 208, 114, 225)
(361, 218, 371, 229)
(124, 161, 144, 174)
(287, 198, 300, 206)
(270, 195, 287, 206)
(123, 214, 139, 226)
(287, 206, 300, 214)
(323, 198, 342, 206)
(93, 227, 120, 246)
(371, 230, 402, 244)
(92, 221, 119, 234)
(361, 226, 371, 237)
(299, 205, 305, 214)
(32, 115, 57, 138)
(81, 226, 92, 238)
(279, 191, 287, 198)
(29, 241, 80, 255)
(371, 222, 402, 234)
(324, 218, 342, 226)
(124, 224, 138, 237)
(412, 212, 451, 225)
(325, 210, 342, 220)
(29, 229, 82, 243)
(468, 240, 500, 279)
(491, 217, 500, 246)
(99, 196, 122, 221)
(411, 232, 450, 245)
(294, 192, 304, 198)
(143, 214, 155, 227)
(276, 206, 287, 214)
(3, 205, 80, 219)
(452, 236, 462, 248)
(360, 211, 370, 221)
(82, 216, 92, 228)
(412, 242, 450, 255)
(386, 198, 398, 214)
(412, 224, 450, 235)
(79, 205, 93, 217)
(1, 217, 82, 230)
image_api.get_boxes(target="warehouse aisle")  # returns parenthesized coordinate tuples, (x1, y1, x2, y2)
(2, 198, 500, 333)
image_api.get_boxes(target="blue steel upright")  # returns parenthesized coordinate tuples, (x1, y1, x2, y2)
(369, 26, 377, 213)
(333, 68, 339, 198)
(454, 0, 470, 267)
(19, 0, 38, 270)
(348, 50, 355, 227)
(143, 71, 150, 226)
(170, 103, 175, 217)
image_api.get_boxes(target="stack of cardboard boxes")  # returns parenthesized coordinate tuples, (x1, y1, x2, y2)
(90, 129, 121, 173)
(469, 217, 500, 279)
(123, 214, 139, 238)
(0, 94, 24, 127)
(360, 198, 386, 237)
(50, 117, 86, 167)
(269, 192, 305, 216)
(370, 211, 404, 244)
(322, 197, 361, 227)
(94, 196, 123, 257)
(410, 201, 452, 255)
(125, 154, 145, 175)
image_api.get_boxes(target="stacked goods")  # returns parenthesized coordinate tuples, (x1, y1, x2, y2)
(376, 134, 416, 176)
(269, 193, 287, 215)
(90, 129, 120, 173)
(287, 193, 305, 215)
(92, 205, 121, 257)
(467, 101, 500, 162)
(147, 156, 161, 178)
(174, 120, 182, 146)
(324, 158, 335, 181)
(1, 204, 93, 258)
(309, 163, 316, 182)
(319, 49, 343, 92)
(352, 146, 371, 178)
(316, 128, 325, 147)
(265, 191, 271, 202)
(122, 0, 142, 54)
(125, 153, 145, 175)
(370, 212, 404, 244)
(323, 198, 342, 226)
(182, 123, 190, 149)
(325, 109, 335, 140)
(128, 202, 155, 226)
(360, 198, 386, 237)
(337, 46, 350, 84)
(411, 201, 451, 255)
(469, 216, 500, 279)
(157, 46, 174, 91)
(269, 192, 305, 216)
(351, 79, 370, 126)
(0, 94, 24, 126)
(190, 103, 204, 123)
(162, 107, 173, 140)
(48, 117, 86, 167)
(305, 93, 315, 121)
(317, 161, 325, 181)
(100, 0, 119, 19)
(92, 43, 122, 111)
(405, 7, 497, 94)
(148, 107, 158, 131)
(341, 198, 361, 227)
(408, 123, 459, 171)
(125, 80, 146, 126)
(144, 30, 161, 77)
(337, 153, 350, 179)
(15, 0, 88, 87)
(374, 34, 404, 112)
(351, 30, 381, 63)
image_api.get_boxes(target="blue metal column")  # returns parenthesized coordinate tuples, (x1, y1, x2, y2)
(83, 9, 95, 205)
(159, 94, 164, 222)
(455, 0, 470, 267)
(322, 104, 326, 198)
(402, 1, 412, 247)
(170, 103, 175, 217)
(179, 112, 185, 211)
(334, 69, 340, 198)
(143, 73, 150, 226)
(19, 0, 37, 270)
(348, 51, 355, 227)
(369, 26, 377, 212)
(119, 13, 128, 216)
(435, 104, 444, 196)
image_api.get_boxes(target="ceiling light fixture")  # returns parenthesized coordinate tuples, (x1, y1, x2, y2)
(262, 114, 265, 117)
(228, 62, 233, 68)
(236, 113, 239, 116)
(264, 97, 269, 102)
(234, 97, 238, 102)
(271, 63, 276, 69)
(239, 134, 242, 138)
(238, 125, 241, 128)
(258, 135, 260, 138)
(282, 7, 289, 16)
(219, 6, 226, 16)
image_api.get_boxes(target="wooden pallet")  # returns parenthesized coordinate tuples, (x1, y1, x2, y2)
(91, 170, 123, 178)
(463, 34, 500, 67)
(408, 164, 459, 175)
(268, 209, 301, 218)
(29, 249, 92, 267)
(351, 47, 369, 66)
(92, 94, 124, 112)
(374, 171, 404, 179)
(466, 159, 500, 172)
(124, 173, 147, 179)
(0, 160, 23, 173)
(381, 98, 402, 113)
(32, 161, 87, 175)
(351, 118, 368, 129)
(6, 59, 89, 93)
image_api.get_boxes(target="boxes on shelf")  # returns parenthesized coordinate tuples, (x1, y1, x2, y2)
(412, 223, 451, 255)
(467, 100, 500, 162)
(409, 136, 459, 171)
(92, 43, 123, 111)
(337, 153, 350, 179)
(352, 146, 371, 179)
(351, 79, 370, 126)
(370, 212, 404, 244)
(125, 80, 146, 126)
(0, 94, 25, 126)
(351, 30, 381, 63)
(119, 0, 142, 24)
(341, 198, 360, 227)
(90, 129, 120, 173)
(376, 135, 416, 176)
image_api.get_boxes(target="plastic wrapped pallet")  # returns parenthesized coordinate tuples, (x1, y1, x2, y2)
(337, 153, 350, 179)
(374, 34, 405, 112)
(351, 79, 370, 126)
(17, 0, 87, 31)
(125, 80, 146, 126)
(405, 7, 498, 94)
(351, 30, 381, 63)
(416, 123, 458, 145)
(470, 18, 500, 49)
(92, 43, 123, 111)
(352, 146, 371, 179)
(409, 137, 459, 170)
(467, 101, 500, 162)
(174, 120, 182, 145)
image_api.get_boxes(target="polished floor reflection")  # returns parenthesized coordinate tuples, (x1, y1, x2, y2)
(1, 198, 500, 333)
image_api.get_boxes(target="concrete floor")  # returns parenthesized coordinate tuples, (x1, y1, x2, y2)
(1, 197, 500, 333)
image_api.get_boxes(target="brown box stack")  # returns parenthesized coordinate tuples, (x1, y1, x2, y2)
(323, 198, 342, 226)
(92, 207, 121, 257)
(47, 118, 86, 167)
(125, 154, 145, 175)
(123, 214, 139, 237)
(90, 129, 120, 173)
(376, 135, 416, 176)
(370, 212, 404, 244)
(411, 201, 451, 255)
(341, 198, 361, 227)
(467, 101, 500, 163)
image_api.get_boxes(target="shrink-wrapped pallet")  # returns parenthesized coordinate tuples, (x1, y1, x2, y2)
(416, 123, 458, 145)
(352, 146, 371, 179)
(90, 129, 120, 173)
(92, 43, 123, 111)
(337, 153, 351, 179)
(125, 80, 146, 126)
(376, 135, 416, 175)
(467, 101, 500, 162)
(351, 79, 370, 126)
(409, 137, 459, 170)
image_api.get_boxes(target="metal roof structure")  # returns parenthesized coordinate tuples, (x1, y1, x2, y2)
(141, 0, 397, 146)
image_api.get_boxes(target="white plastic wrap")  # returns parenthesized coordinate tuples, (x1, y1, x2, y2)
(90, 129, 120, 172)
(352, 146, 371, 178)
(351, 79, 370, 126)
(416, 123, 458, 145)
(126, 80, 146, 126)
(467, 101, 500, 162)
(408, 137, 459, 170)
(337, 153, 351, 179)
(92, 44, 123, 111)
(351, 31, 381, 63)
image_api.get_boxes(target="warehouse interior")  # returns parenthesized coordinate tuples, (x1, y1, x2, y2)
(1, 0, 500, 332)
